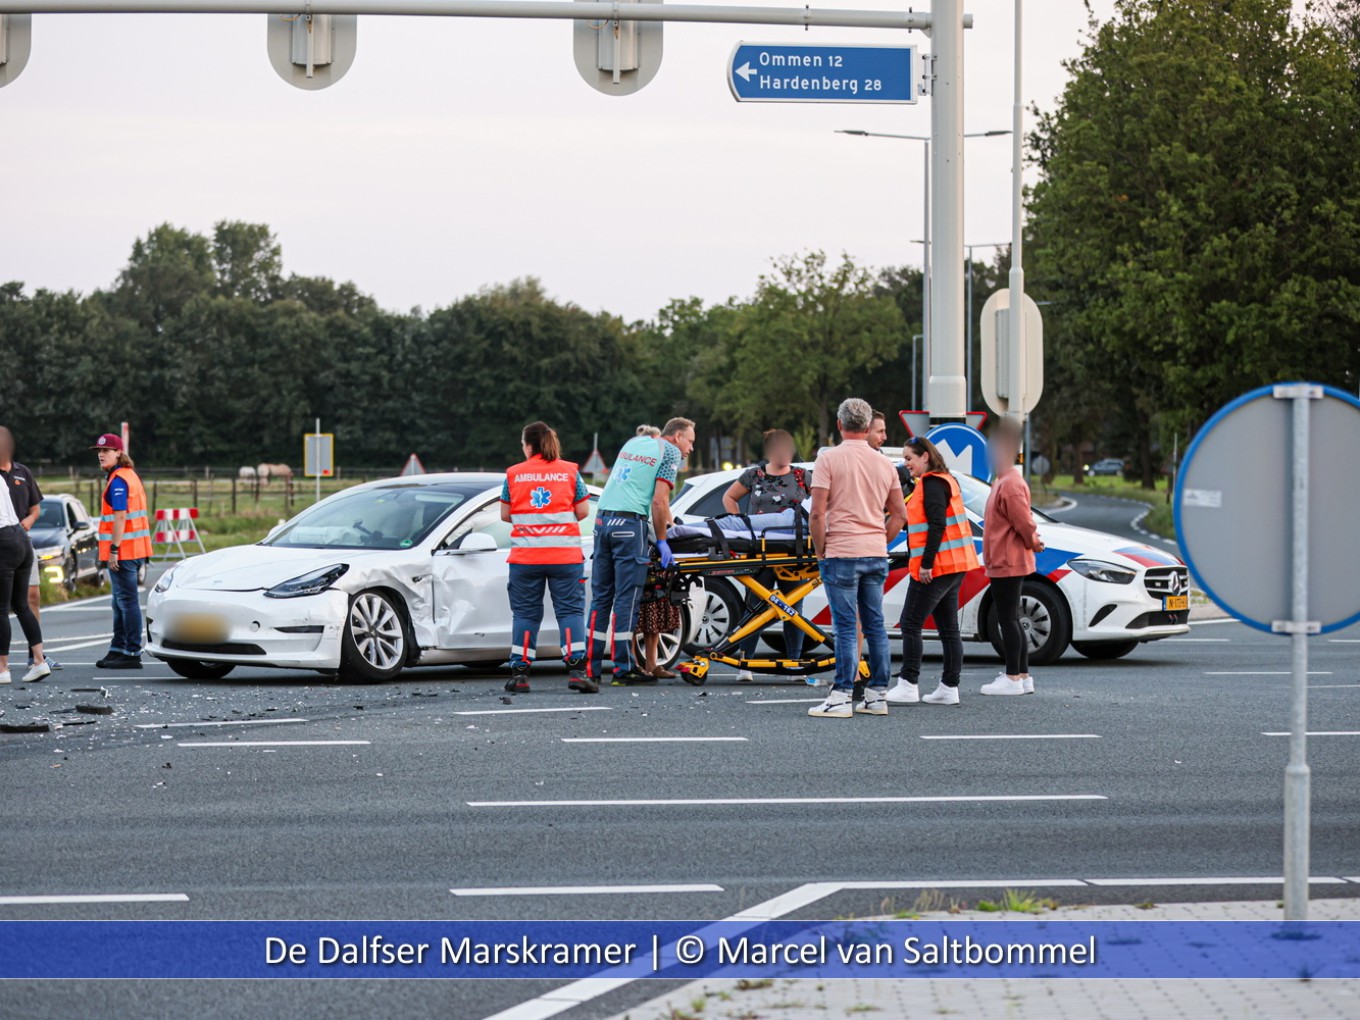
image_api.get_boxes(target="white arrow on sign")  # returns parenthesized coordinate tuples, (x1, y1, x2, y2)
(935, 438, 974, 477)
(734, 61, 756, 82)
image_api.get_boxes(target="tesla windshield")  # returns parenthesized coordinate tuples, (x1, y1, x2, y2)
(263, 483, 480, 549)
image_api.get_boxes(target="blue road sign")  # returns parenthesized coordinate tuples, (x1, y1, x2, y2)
(728, 42, 917, 104)
(927, 423, 992, 482)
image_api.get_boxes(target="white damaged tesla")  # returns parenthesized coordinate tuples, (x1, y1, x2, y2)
(146, 473, 701, 683)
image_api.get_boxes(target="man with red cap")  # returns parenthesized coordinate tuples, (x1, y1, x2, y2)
(91, 433, 152, 669)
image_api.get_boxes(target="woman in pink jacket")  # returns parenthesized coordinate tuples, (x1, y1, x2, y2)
(980, 419, 1044, 696)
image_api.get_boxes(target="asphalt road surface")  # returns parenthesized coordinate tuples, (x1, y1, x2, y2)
(4, 502, 1358, 1020)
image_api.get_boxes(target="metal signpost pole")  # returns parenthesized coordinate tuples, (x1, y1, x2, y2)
(928, 0, 965, 422)
(1280, 386, 1315, 921)
(1006, 0, 1026, 440)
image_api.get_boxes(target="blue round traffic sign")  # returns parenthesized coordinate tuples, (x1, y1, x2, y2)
(1175, 382, 1360, 634)
(926, 423, 992, 482)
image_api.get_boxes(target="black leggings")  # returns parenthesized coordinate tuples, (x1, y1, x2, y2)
(0, 525, 42, 658)
(991, 576, 1028, 676)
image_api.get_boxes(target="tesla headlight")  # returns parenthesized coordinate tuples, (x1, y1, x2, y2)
(1067, 558, 1136, 585)
(35, 546, 63, 561)
(153, 566, 178, 594)
(264, 564, 349, 599)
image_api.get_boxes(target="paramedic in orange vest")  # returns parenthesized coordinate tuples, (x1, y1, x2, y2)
(886, 435, 981, 707)
(92, 433, 153, 669)
(499, 421, 590, 694)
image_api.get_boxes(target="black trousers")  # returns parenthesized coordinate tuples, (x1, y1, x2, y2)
(990, 575, 1029, 676)
(0, 525, 42, 657)
(899, 571, 965, 687)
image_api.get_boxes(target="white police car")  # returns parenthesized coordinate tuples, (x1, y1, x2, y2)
(670, 465, 1190, 665)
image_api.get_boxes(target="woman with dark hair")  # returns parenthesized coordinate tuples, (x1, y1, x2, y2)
(979, 419, 1044, 697)
(886, 436, 980, 706)
(500, 421, 590, 693)
(721, 428, 814, 682)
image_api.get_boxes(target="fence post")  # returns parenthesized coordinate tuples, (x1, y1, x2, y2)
(231, 477, 238, 515)
(191, 479, 198, 508)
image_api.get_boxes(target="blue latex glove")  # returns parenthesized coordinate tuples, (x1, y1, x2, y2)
(656, 540, 676, 569)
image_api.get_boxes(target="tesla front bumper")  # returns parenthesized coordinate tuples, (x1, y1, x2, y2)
(146, 587, 348, 669)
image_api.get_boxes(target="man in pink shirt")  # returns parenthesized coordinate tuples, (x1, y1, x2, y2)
(808, 398, 908, 718)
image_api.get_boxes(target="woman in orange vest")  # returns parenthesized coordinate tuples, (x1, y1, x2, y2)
(92, 433, 153, 670)
(498, 421, 590, 694)
(886, 435, 981, 707)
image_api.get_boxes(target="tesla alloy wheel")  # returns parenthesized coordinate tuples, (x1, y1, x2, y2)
(340, 590, 409, 684)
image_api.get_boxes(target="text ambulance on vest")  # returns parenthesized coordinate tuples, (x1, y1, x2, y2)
(504, 457, 586, 565)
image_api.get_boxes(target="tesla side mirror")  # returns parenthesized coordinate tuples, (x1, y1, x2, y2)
(455, 533, 499, 554)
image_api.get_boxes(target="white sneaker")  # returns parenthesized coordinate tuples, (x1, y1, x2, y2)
(922, 683, 960, 706)
(980, 674, 1027, 696)
(0, 670, 10, 685)
(21, 661, 51, 683)
(737, 669, 754, 683)
(885, 679, 920, 704)
(808, 690, 853, 718)
(855, 687, 889, 715)
(1023, 675, 1035, 694)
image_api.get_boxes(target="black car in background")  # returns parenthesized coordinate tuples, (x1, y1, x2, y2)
(29, 494, 103, 592)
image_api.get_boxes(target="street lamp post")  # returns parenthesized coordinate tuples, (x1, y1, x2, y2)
(836, 128, 1010, 416)
(964, 240, 1008, 409)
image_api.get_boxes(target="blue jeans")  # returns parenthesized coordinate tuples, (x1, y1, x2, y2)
(508, 562, 586, 667)
(588, 515, 651, 678)
(109, 558, 145, 657)
(819, 557, 891, 692)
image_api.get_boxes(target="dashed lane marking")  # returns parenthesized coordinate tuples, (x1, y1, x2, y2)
(466, 795, 1107, 808)
(1261, 731, 1360, 737)
(746, 697, 825, 704)
(450, 884, 724, 897)
(0, 893, 189, 905)
(919, 734, 1100, 741)
(454, 706, 613, 716)
(1205, 671, 1332, 676)
(560, 737, 747, 743)
(174, 740, 370, 747)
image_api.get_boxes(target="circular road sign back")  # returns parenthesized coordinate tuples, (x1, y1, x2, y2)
(1175, 383, 1360, 633)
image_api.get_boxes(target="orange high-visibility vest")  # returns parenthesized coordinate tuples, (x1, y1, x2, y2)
(504, 456, 585, 565)
(906, 471, 980, 580)
(98, 467, 153, 561)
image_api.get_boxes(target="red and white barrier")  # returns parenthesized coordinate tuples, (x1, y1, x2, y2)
(153, 507, 207, 559)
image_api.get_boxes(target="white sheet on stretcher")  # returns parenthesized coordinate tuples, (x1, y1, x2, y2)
(668, 507, 804, 543)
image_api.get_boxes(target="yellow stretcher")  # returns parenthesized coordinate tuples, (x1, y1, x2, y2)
(666, 543, 877, 686)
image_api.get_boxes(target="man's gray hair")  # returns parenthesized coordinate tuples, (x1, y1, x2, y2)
(837, 398, 874, 433)
(661, 417, 696, 437)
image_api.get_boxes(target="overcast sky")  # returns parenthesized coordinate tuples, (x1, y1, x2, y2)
(2, 0, 1116, 321)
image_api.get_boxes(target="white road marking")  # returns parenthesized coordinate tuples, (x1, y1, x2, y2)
(746, 697, 825, 705)
(451, 884, 723, 897)
(1167, 638, 1230, 643)
(453, 706, 613, 716)
(135, 718, 307, 729)
(1188, 617, 1239, 626)
(41, 637, 120, 653)
(919, 734, 1100, 741)
(1310, 685, 1360, 689)
(1086, 876, 1348, 887)
(175, 740, 370, 747)
(560, 737, 747, 744)
(1328, 639, 1360, 643)
(467, 795, 1106, 808)
(0, 893, 189, 905)
(42, 598, 113, 612)
(1205, 671, 1332, 676)
(1261, 731, 1360, 737)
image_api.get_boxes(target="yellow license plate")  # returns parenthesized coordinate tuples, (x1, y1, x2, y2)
(168, 613, 230, 644)
(1163, 595, 1189, 612)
